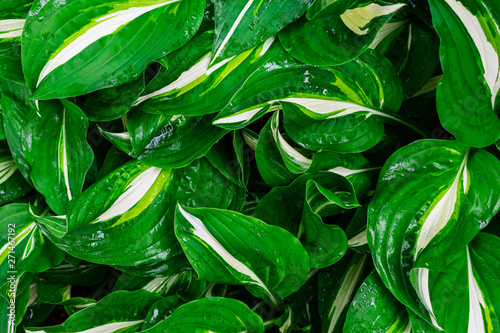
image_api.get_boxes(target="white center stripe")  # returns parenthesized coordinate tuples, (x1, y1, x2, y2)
(36, 1, 179, 87)
(466, 246, 486, 333)
(414, 150, 469, 260)
(94, 167, 162, 223)
(177, 205, 278, 306)
(211, 0, 255, 65)
(444, 0, 500, 107)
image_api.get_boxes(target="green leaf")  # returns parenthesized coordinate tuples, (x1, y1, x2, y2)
(141, 296, 181, 330)
(23, 0, 205, 99)
(0, 142, 31, 205)
(409, 232, 500, 332)
(0, 204, 64, 285)
(377, 20, 440, 100)
(255, 113, 298, 187)
(137, 115, 229, 169)
(300, 179, 357, 268)
(255, 160, 373, 236)
(80, 63, 159, 122)
(428, 0, 500, 147)
(0, 80, 34, 184)
(135, 32, 280, 117)
(40, 157, 235, 267)
(213, 49, 422, 151)
(210, 0, 311, 64)
(142, 297, 264, 333)
(25, 290, 162, 333)
(368, 140, 500, 325)
(127, 110, 172, 157)
(318, 252, 372, 333)
(24, 99, 93, 215)
(279, 0, 406, 66)
(115, 270, 205, 301)
(174, 205, 310, 306)
(206, 131, 250, 188)
(41, 161, 182, 266)
(344, 271, 411, 333)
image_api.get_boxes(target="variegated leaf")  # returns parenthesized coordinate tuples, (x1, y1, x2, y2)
(0, 142, 31, 205)
(410, 232, 500, 332)
(24, 99, 93, 215)
(174, 205, 310, 306)
(429, 0, 500, 147)
(0, 204, 64, 286)
(318, 252, 372, 333)
(135, 32, 279, 117)
(210, 0, 311, 64)
(25, 290, 162, 333)
(279, 0, 406, 65)
(368, 140, 500, 327)
(23, 0, 205, 99)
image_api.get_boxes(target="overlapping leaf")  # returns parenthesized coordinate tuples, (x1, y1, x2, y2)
(429, 0, 500, 147)
(22, 0, 205, 99)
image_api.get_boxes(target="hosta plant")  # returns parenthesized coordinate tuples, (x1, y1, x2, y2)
(1, 0, 500, 332)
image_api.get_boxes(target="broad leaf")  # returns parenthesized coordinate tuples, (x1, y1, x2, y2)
(210, 0, 311, 64)
(344, 271, 411, 332)
(0, 16, 25, 84)
(142, 297, 264, 333)
(255, 160, 374, 236)
(318, 252, 372, 333)
(213, 49, 423, 154)
(279, 0, 406, 65)
(0, 204, 64, 285)
(23, 0, 205, 99)
(137, 115, 229, 169)
(135, 32, 280, 117)
(174, 205, 310, 306)
(25, 290, 162, 333)
(0, 80, 34, 183)
(368, 140, 500, 325)
(24, 99, 93, 215)
(428, 0, 500, 147)
(410, 232, 500, 332)
(376, 19, 440, 100)
(206, 131, 250, 188)
(0, 141, 31, 205)
(300, 179, 357, 268)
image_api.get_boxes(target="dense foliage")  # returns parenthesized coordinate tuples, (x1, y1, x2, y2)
(1, 0, 500, 332)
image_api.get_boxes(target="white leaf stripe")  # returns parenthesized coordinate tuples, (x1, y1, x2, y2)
(134, 52, 212, 106)
(340, 3, 406, 35)
(93, 166, 162, 223)
(0, 19, 25, 39)
(412, 75, 443, 98)
(369, 20, 409, 49)
(58, 108, 72, 200)
(22, 227, 38, 260)
(414, 150, 469, 260)
(413, 268, 443, 330)
(466, 246, 486, 333)
(0, 223, 36, 264)
(177, 205, 278, 306)
(327, 255, 367, 333)
(347, 230, 368, 247)
(211, 0, 254, 64)
(0, 160, 18, 184)
(328, 166, 381, 177)
(443, 0, 500, 107)
(36, 0, 180, 87)
(133, 52, 236, 106)
(271, 114, 311, 171)
(25, 320, 144, 333)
